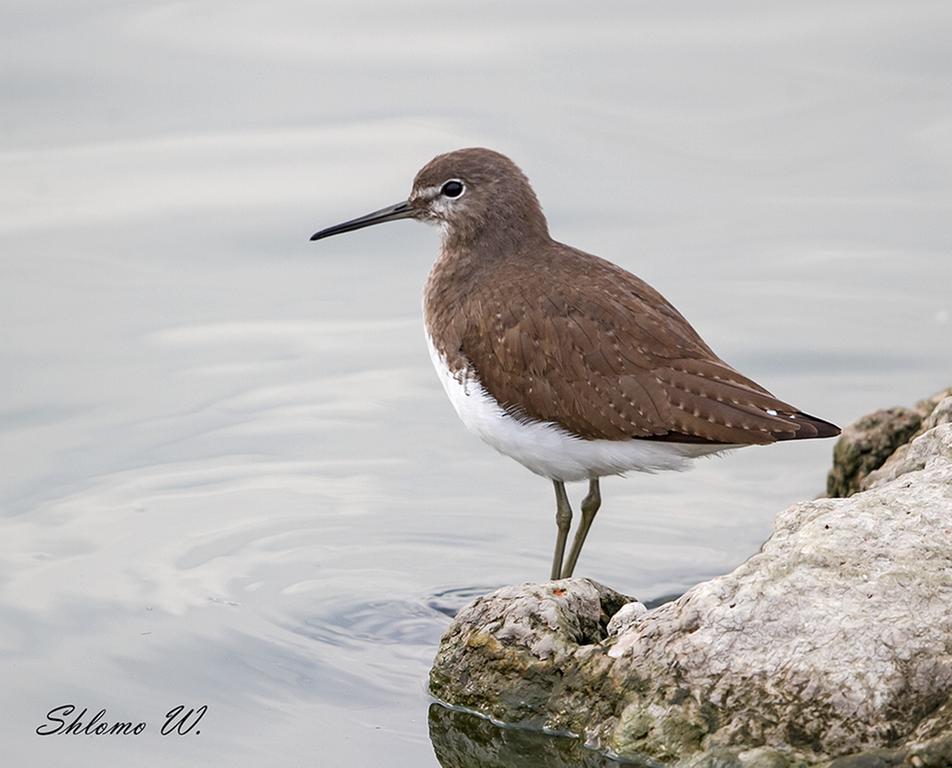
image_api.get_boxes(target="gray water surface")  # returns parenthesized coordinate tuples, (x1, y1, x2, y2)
(2, 2, 951, 766)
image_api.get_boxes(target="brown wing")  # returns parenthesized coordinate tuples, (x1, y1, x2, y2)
(454, 245, 836, 445)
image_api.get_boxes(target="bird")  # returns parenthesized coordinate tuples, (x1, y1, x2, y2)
(309, 147, 840, 581)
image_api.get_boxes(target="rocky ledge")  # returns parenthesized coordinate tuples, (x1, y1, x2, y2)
(429, 390, 952, 767)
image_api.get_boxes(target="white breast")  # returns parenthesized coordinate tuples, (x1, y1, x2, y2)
(424, 333, 739, 482)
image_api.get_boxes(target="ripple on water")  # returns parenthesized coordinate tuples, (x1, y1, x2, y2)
(426, 585, 501, 619)
(294, 596, 449, 648)
(276, 583, 497, 650)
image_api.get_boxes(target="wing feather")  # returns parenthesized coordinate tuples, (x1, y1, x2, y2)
(430, 243, 835, 445)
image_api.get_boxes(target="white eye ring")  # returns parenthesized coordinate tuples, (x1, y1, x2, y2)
(440, 179, 465, 199)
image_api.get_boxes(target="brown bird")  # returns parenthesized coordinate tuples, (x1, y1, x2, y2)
(310, 148, 839, 580)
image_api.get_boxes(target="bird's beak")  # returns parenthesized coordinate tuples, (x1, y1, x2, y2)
(309, 200, 414, 242)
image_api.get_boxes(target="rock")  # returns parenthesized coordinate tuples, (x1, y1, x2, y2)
(826, 407, 922, 497)
(924, 395, 952, 431)
(429, 416, 952, 766)
(862, 397, 952, 492)
(915, 387, 952, 427)
(827, 387, 952, 497)
(429, 580, 634, 729)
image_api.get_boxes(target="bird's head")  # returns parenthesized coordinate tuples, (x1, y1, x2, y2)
(310, 147, 548, 247)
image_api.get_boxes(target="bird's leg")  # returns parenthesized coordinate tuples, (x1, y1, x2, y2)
(560, 478, 601, 578)
(550, 480, 573, 580)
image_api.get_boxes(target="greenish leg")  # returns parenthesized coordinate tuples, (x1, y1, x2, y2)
(560, 478, 601, 579)
(550, 480, 573, 580)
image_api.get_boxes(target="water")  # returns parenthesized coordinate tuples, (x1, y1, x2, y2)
(2, 2, 951, 765)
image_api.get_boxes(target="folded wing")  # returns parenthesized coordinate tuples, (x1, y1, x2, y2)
(458, 247, 838, 445)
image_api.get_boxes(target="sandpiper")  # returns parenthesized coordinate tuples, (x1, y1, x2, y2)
(310, 148, 840, 580)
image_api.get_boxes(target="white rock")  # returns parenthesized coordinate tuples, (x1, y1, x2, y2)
(430, 415, 952, 766)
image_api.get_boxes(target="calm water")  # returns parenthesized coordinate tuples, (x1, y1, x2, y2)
(2, 2, 951, 765)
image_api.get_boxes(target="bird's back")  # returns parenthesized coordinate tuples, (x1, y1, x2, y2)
(424, 240, 838, 446)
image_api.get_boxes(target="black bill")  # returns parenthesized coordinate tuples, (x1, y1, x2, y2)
(310, 200, 414, 241)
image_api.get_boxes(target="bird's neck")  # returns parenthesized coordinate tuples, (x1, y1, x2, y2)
(439, 217, 550, 261)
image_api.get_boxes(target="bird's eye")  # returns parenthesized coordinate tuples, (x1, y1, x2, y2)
(440, 180, 464, 198)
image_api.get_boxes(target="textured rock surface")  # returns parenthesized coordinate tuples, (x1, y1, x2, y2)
(864, 396, 952, 493)
(826, 407, 922, 497)
(430, 404, 952, 766)
(827, 387, 952, 497)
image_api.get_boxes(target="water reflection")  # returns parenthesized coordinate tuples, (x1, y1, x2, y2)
(428, 704, 645, 768)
